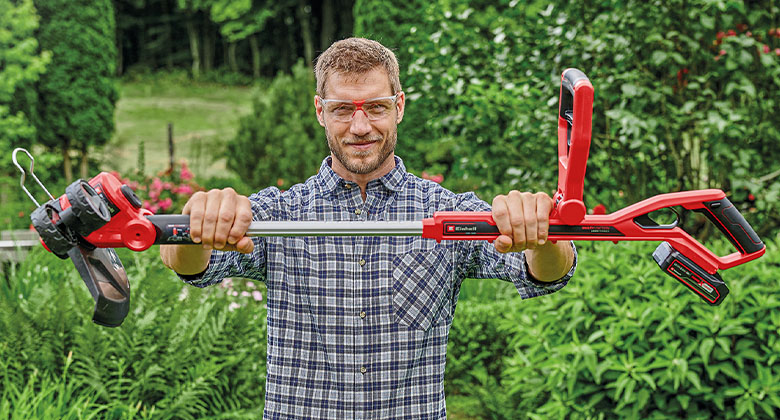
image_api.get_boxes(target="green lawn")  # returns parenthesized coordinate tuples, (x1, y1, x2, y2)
(98, 78, 256, 179)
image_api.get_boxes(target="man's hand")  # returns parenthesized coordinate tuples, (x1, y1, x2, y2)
(184, 188, 254, 254)
(492, 191, 573, 282)
(491, 191, 554, 253)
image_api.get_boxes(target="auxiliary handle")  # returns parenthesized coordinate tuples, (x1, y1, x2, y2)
(554, 68, 594, 224)
(698, 197, 764, 255)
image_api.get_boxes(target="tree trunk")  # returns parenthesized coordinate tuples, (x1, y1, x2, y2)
(62, 137, 72, 183)
(202, 15, 215, 72)
(185, 16, 200, 77)
(163, 0, 174, 69)
(80, 143, 89, 179)
(297, 0, 314, 67)
(249, 34, 261, 78)
(320, 0, 336, 52)
(228, 42, 238, 72)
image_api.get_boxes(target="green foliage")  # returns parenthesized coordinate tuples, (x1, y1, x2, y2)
(225, 61, 326, 190)
(0, 0, 50, 161)
(0, 0, 53, 229)
(356, 0, 780, 236)
(32, 0, 119, 174)
(0, 247, 267, 418)
(448, 238, 780, 419)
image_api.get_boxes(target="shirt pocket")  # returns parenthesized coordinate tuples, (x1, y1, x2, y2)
(390, 244, 453, 331)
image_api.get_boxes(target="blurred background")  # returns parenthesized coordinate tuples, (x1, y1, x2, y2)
(1, 0, 779, 419)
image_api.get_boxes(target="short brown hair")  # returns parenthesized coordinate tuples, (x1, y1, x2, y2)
(314, 37, 401, 97)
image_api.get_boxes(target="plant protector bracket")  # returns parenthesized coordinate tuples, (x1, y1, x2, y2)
(18, 69, 766, 327)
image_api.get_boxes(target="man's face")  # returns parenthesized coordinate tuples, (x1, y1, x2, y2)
(315, 67, 405, 176)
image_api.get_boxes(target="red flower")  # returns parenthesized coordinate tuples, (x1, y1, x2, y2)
(763, 44, 771, 54)
(748, 193, 756, 201)
(727, 29, 737, 37)
(716, 31, 725, 40)
(592, 204, 607, 215)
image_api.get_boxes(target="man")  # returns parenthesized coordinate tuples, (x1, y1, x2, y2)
(161, 37, 576, 419)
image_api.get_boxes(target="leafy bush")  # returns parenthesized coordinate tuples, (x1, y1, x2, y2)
(225, 60, 327, 191)
(0, 247, 267, 419)
(356, 0, 780, 236)
(448, 237, 780, 419)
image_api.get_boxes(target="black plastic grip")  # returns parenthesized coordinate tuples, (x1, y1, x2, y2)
(562, 68, 590, 97)
(699, 198, 764, 255)
(148, 214, 195, 245)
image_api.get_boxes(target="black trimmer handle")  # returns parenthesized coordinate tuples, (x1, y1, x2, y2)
(653, 242, 729, 305)
(699, 198, 764, 255)
(148, 214, 195, 245)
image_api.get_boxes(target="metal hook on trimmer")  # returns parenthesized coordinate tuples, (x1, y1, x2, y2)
(11, 147, 55, 207)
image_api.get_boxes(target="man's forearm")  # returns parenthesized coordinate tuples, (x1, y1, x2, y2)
(524, 240, 574, 282)
(160, 244, 212, 275)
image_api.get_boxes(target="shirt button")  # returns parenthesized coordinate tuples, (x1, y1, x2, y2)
(359, 311, 366, 319)
(355, 208, 362, 215)
(359, 258, 366, 266)
(345, 184, 352, 189)
(360, 366, 367, 374)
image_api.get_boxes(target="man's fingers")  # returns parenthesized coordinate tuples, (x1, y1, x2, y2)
(213, 189, 238, 249)
(228, 196, 253, 246)
(535, 192, 553, 245)
(507, 191, 528, 249)
(492, 195, 512, 237)
(186, 191, 206, 243)
(235, 237, 255, 254)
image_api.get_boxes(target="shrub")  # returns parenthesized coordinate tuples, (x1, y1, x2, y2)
(225, 60, 326, 191)
(0, 246, 268, 418)
(448, 238, 780, 419)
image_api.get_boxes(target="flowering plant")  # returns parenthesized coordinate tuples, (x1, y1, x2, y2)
(113, 160, 203, 214)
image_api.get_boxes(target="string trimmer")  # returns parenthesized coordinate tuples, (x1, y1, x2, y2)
(13, 69, 765, 327)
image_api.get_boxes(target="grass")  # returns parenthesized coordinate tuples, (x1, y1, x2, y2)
(98, 76, 256, 179)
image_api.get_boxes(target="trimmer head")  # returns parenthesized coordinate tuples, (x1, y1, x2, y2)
(14, 148, 132, 327)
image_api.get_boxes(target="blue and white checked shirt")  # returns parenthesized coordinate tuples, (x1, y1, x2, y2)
(183, 156, 576, 419)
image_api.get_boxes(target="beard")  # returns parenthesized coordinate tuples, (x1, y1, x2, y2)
(325, 125, 397, 175)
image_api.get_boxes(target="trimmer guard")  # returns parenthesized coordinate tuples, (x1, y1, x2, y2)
(67, 246, 130, 327)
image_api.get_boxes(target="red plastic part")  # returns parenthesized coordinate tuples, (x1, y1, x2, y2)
(553, 69, 594, 225)
(53, 172, 155, 251)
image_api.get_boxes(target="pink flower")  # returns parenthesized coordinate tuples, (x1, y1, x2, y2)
(246, 281, 256, 289)
(158, 197, 173, 211)
(241, 291, 251, 297)
(180, 163, 193, 181)
(162, 182, 173, 190)
(763, 44, 771, 54)
(228, 302, 241, 311)
(151, 177, 163, 192)
(430, 175, 444, 183)
(775, 48, 780, 56)
(252, 291, 263, 302)
(174, 185, 194, 195)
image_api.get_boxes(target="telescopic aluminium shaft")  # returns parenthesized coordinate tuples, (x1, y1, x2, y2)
(244, 220, 424, 237)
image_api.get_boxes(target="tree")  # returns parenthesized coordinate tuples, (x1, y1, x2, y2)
(209, 0, 278, 77)
(0, 0, 50, 165)
(33, 0, 119, 181)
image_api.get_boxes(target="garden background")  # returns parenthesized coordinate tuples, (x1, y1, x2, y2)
(1, 0, 779, 418)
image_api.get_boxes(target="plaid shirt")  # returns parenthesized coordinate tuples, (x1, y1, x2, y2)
(183, 156, 576, 419)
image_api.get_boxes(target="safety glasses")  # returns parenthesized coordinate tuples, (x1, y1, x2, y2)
(318, 93, 401, 123)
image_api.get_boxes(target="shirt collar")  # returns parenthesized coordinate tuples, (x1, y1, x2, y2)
(317, 155, 407, 194)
